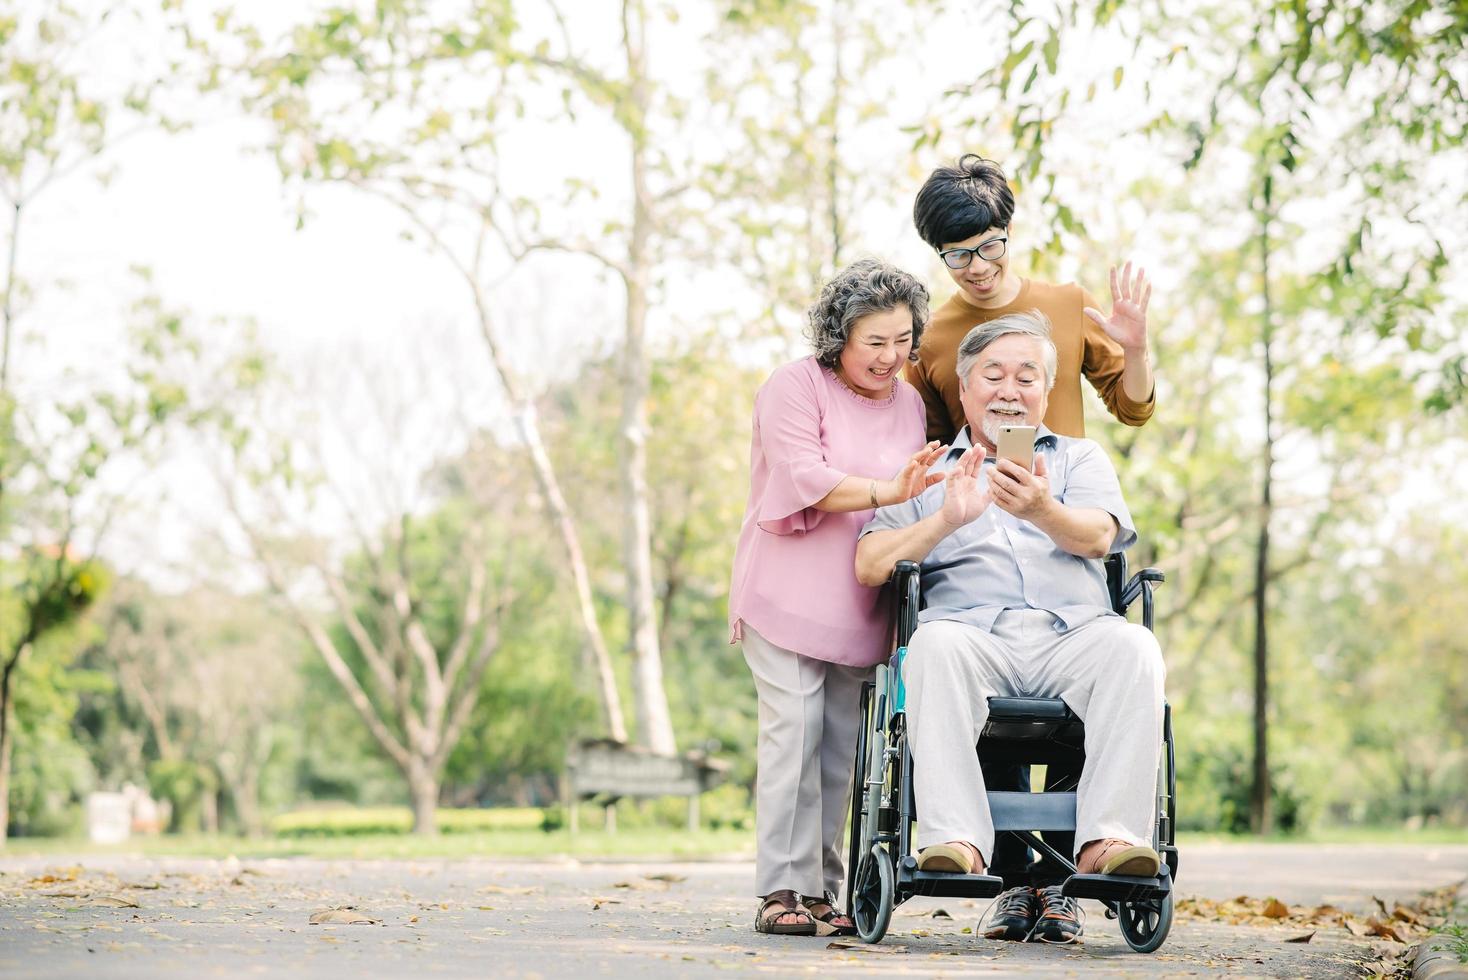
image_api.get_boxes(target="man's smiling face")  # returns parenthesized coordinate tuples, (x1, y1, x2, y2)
(958, 332, 1050, 452)
(941, 225, 1018, 309)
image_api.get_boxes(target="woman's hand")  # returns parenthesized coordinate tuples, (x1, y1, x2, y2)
(940, 448, 992, 527)
(880, 441, 947, 505)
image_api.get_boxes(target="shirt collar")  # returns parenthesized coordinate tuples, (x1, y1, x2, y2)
(946, 424, 1059, 461)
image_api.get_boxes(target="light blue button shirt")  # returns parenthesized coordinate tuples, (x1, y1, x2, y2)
(859, 424, 1136, 634)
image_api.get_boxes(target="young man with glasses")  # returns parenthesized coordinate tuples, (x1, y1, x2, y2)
(903, 154, 1158, 944)
(908, 154, 1156, 444)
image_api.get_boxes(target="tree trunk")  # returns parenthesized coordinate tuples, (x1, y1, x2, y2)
(1249, 171, 1275, 836)
(222, 758, 265, 839)
(460, 276, 628, 745)
(827, 0, 844, 270)
(2, 199, 20, 393)
(0, 700, 11, 843)
(407, 760, 439, 836)
(0, 646, 21, 844)
(201, 785, 219, 835)
(620, 0, 676, 756)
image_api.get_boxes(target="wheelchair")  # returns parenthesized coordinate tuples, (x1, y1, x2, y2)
(843, 552, 1177, 952)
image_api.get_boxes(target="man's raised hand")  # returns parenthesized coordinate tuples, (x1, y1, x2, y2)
(1084, 260, 1152, 353)
(940, 448, 991, 527)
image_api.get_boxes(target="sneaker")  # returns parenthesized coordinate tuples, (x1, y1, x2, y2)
(981, 885, 1038, 941)
(1031, 885, 1084, 944)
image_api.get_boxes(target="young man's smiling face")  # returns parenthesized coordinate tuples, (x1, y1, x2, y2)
(941, 226, 1022, 309)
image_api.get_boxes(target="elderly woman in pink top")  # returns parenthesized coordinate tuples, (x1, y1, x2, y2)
(730, 258, 946, 935)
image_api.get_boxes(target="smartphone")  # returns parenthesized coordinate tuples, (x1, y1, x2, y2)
(995, 424, 1036, 470)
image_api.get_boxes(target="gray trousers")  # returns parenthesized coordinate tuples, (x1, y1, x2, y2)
(905, 610, 1165, 866)
(742, 624, 870, 898)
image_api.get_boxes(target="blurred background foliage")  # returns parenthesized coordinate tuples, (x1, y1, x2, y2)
(0, 0, 1463, 845)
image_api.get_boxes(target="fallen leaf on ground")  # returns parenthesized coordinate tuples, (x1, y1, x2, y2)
(85, 896, 140, 909)
(309, 908, 380, 925)
(1364, 917, 1407, 943)
(1343, 917, 1372, 937)
(123, 882, 162, 890)
(1262, 899, 1289, 919)
(827, 941, 907, 953)
(643, 873, 686, 883)
(931, 908, 952, 919)
(477, 884, 536, 895)
(1285, 931, 1315, 943)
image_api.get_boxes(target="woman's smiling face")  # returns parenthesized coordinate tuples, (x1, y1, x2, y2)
(836, 306, 914, 399)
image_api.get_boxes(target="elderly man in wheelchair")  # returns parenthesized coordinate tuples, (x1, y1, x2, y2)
(853, 310, 1169, 947)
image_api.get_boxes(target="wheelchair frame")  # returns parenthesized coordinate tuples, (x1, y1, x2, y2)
(843, 552, 1179, 953)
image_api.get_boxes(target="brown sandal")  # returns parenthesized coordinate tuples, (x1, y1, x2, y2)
(803, 892, 856, 936)
(754, 889, 816, 935)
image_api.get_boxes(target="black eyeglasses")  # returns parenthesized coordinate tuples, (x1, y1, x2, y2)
(938, 235, 1007, 270)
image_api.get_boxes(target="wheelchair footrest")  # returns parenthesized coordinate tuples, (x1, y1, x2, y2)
(1061, 870, 1171, 903)
(897, 856, 1006, 899)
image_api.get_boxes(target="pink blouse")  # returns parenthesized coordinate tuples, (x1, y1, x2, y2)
(728, 356, 927, 667)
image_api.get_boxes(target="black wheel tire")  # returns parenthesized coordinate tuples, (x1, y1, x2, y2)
(852, 845, 894, 944)
(1118, 892, 1173, 953)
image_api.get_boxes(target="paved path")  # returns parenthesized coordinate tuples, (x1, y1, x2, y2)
(0, 843, 1463, 978)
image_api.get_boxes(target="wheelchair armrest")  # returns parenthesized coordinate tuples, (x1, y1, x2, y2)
(891, 560, 920, 588)
(891, 560, 922, 646)
(1118, 567, 1164, 631)
(1118, 568, 1165, 610)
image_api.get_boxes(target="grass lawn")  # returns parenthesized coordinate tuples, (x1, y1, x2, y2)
(3, 805, 1462, 861)
(1, 826, 756, 861)
(1180, 826, 1468, 846)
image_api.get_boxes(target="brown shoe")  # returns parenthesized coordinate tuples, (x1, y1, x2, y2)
(1031, 885, 1084, 943)
(1077, 839, 1160, 877)
(916, 841, 984, 874)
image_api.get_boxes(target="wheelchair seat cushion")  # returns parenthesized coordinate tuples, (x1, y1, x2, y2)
(987, 697, 1075, 722)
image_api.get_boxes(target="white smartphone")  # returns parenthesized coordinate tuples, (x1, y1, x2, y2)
(995, 424, 1036, 470)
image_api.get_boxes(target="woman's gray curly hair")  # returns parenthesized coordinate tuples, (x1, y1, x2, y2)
(805, 258, 929, 368)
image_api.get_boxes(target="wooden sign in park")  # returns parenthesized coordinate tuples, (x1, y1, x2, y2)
(565, 738, 729, 833)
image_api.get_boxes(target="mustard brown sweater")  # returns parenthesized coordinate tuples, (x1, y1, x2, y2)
(906, 278, 1155, 441)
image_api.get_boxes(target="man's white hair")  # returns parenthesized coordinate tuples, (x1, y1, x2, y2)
(955, 310, 1059, 390)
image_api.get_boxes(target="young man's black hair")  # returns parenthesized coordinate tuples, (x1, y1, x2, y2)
(912, 154, 1016, 251)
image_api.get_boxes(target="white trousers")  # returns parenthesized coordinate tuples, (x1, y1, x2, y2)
(742, 624, 870, 898)
(905, 609, 1165, 865)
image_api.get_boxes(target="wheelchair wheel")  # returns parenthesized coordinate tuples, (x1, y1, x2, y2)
(1117, 892, 1173, 953)
(852, 845, 894, 944)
